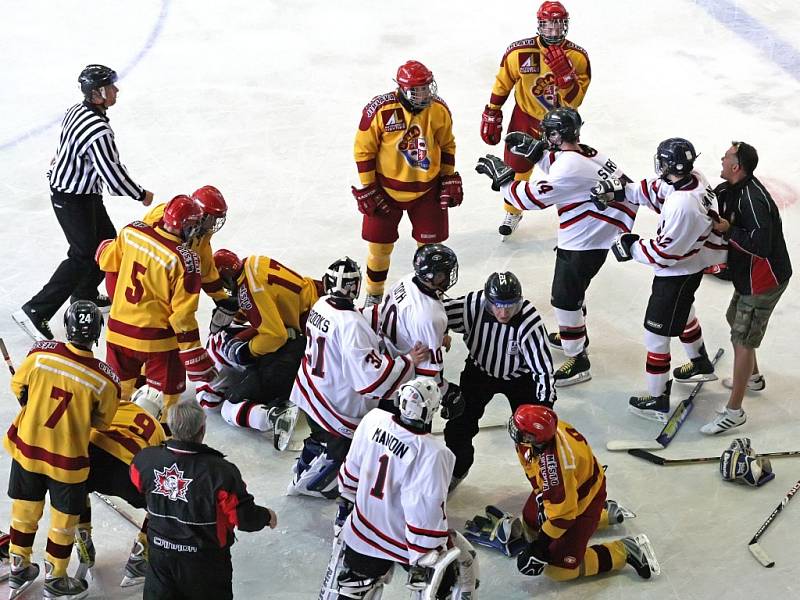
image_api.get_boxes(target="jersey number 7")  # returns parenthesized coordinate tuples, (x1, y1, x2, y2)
(45, 386, 73, 429)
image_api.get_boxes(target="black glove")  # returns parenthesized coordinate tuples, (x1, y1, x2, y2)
(505, 131, 546, 164)
(517, 535, 551, 576)
(475, 155, 515, 191)
(589, 178, 626, 210)
(611, 233, 640, 262)
(441, 383, 465, 420)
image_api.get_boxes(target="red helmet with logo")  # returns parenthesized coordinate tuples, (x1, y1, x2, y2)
(192, 185, 227, 234)
(537, 1, 569, 45)
(163, 195, 204, 242)
(509, 404, 558, 447)
(213, 249, 244, 290)
(395, 60, 437, 111)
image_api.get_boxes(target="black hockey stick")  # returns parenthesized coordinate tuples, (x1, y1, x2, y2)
(748, 479, 800, 568)
(628, 448, 800, 466)
(606, 347, 724, 451)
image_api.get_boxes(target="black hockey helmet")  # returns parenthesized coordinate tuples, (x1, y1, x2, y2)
(64, 300, 104, 348)
(541, 107, 582, 147)
(79, 64, 118, 97)
(413, 244, 458, 292)
(323, 257, 362, 300)
(484, 271, 523, 307)
(654, 138, 697, 179)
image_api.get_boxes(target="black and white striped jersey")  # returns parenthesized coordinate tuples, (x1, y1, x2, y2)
(444, 291, 555, 405)
(48, 102, 144, 199)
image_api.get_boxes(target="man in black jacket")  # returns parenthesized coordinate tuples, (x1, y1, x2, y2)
(701, 142, 792, 435)
(130, 402, 277, 599)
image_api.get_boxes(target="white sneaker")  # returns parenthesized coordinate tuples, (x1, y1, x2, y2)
(499, 212, 523, 238)
(701, 409, 747, 435)
(722, 374, 765, 392)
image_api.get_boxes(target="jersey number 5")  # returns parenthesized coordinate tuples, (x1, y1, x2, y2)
(125, 262, 148, 304)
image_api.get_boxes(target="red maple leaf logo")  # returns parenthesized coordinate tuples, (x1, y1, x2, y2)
(152, 463, 193, 502)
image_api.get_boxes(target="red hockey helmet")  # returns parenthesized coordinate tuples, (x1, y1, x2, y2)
(395, 60, 437, 110)
(163, 195, 204, 242)
(537, 1, 569, 45)
(213, 249, 244, 290)
(191, 185, 227, 234)
(509, 404, 558, 447)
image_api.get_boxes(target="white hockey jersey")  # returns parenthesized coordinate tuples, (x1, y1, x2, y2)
(500, 145, 638, 250)
(623, 171, 728, 276)
(339, 408, 455, 565)
(370, 273, 448, 384)
(291, 297, 413, 438)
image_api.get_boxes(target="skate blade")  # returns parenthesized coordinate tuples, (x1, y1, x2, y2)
(615, 503, 637, 519)
(554, 372, 592, 388)
(73, 563, 93, 582)
(628, 405, 668, 423)
(120, 573, 145, 587)
(634, 534, 661, 577)
(11, 312, 45, 342)
(273, 406, 299, 452)
(9, 579, 36, 599)
(674, 373, 718, 383)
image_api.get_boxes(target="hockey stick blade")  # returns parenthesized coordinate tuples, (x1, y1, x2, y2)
(0, 338, 15, 375)
(748, 542, 774, 568)
(606, 440, 665, 452)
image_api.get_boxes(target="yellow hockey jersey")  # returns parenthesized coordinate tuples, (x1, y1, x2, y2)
(97, 221, 203, 353)
(5, 341, 120, 484)
(143, 203, 227, 301)
(516, 419, 605, 540)
(488, 37, 591, 123)
(90, 401, 166, 465)
(354, 92, 456, 203)
(237, 255, 321, 357)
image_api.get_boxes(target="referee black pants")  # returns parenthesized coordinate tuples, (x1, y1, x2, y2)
(444, 360, 541, 479)
(27, 190, 116, 319)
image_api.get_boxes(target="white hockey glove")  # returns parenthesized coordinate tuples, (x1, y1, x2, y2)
(210, 297, 238, 334)
(406, 549, 439, 592)
(589, 178, 626, 210)
(222, 337, 254, 369)
(611, 233, 640, 262)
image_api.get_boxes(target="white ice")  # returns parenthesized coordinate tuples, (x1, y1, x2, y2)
(1, 0, 799, 598)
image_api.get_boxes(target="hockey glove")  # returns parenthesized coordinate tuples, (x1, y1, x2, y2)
(179, 347, 218, 383)
(464, 505, 526, 557)
(441, 383, 465, 420)
(543, 44, 577, 89)
(210, 297, 239, 335)
(611, 233, 640, 262)
(334, 497, 354, 535)
(439, 172, 464, 209)
(517, 535, 551, 576)
(475, 155, 515, 191)
(352, 183, 390, 217)
(480, 105, 503, 145)
(222, 337, 255, 369)
(729, 437, 754, 456)
(589, 178, 626, 210)
(720, 449, 774, 487)
(505, 131, 546, 165)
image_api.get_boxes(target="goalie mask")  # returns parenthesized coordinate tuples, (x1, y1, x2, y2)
(396, 60, 438, 111)
(537, 1, 569, 46)
(654, 138, 697, 180)
(323, 257, 362, 301)
(398, 377, 441, 430)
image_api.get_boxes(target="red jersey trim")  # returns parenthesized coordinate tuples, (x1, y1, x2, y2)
(6, 425, 89, 471)
(108, 317, 175, 340)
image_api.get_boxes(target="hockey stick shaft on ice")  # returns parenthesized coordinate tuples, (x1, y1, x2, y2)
(748, 479, 800, 568)
(628, 448, 800, 466)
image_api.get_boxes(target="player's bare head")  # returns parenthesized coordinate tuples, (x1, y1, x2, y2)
(542, 108, 582, 149)
(413, 244, 458, 293)
(213, 249, 244, 292)
(398, 377, 441, 431)
(79, 64, 118, 107)
(192, 185, 228, 234)
(537, 1, 569, 45)
(168, 400, 207, 443)
(654, 138, 697, 182)
(395, 60, 437, 112)
(323, 257, 362, 301)
(484, 271, 523, 323)
(509, 404, 558, 452)
(64, 300, 104, 349)
(163, 195, 204, 242)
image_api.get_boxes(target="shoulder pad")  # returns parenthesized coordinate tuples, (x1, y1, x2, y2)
(129, 220, 150, 231)
(96, 360, 120, 384)
(564, 40, 589, 57)
(504, 37, 538, 58)
(578, 144, 598, 157)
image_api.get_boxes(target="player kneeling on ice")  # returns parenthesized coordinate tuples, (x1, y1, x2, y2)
(321, 378, 479, 599)
(495, 405, 659, 581)
(287, 258, 429, 498)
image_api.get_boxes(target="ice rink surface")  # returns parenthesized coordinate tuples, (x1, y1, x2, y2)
(1, 0, 800, 597)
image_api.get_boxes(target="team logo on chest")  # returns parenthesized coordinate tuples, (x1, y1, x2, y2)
(518, 52, 541, 74)
(153, 463, 193, 502)
(531, 74, 559, 111)
(398, 124, 430, 170)
(508, 340, 520, 355)
(382, 108, 406, 132)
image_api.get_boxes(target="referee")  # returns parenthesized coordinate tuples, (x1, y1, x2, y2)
(13, 64, 152, 341)
(444, 271, 555, 490)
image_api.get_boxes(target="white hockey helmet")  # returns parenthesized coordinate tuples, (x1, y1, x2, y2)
(398, 377, 441, 428)
(131, 384, 164, 420)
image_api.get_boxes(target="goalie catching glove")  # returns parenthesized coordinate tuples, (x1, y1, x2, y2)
(463, 505, 527, 557)
(475, 155, 515, 191)
(720, 447, 774, 487)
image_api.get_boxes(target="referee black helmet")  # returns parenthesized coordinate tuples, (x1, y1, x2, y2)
(484, 271, 522, 307)
(79, 64, 118, 97)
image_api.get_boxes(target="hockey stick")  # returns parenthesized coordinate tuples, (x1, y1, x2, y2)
(93, 492, 142, 530)
(606, 347, 723, 451)
(628, 448, 800, 466)
(0, 338, 15, 375)
(748, 479, 800, 568)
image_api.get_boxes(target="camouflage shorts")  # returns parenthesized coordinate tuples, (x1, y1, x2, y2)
(726, 281, 788, 348)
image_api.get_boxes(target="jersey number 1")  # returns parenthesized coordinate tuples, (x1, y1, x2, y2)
(370, 454, 389, 499)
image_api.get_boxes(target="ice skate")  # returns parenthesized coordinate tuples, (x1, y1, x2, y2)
(605, 499, 635, 525)
(722, 374, 765, 392)
(8, 553, 39, 599)
(547, 330, 589, 352)
(12, 304, 53, 341)
(701, 409, 746, 435)
(120, 540, 147, 587)
(43, 559, 88, 599)
(554, 352, 591, 387)
(673, 353, 717, 383)
(628, 381, 671, 422)
(72, 528, 95, 581)
(498, 212, 523, 240)
(0, 532, 9, 583)
(448, 472, 468, 493)
(622, 534, 660, 579)
(271, 402, 299, 451)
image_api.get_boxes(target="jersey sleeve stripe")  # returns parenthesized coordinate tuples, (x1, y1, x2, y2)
(384, 356, 412, 398)
(357, 159, 376, 173)
(350, 521, 408, 563)
(337, 473, 357, 492)
(355, 504, 408, 550)
(406, 540, 442, 553)
(406, 523, 448, 537)
(298, 363, 360, 431)
(356, 354, 396, 394)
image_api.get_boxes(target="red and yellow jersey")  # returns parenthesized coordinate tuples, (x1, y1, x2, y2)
(97, 221, 202, 353)
(4, 341, 120, 484)
(354, 92, 456, 203)
(516, 419, 604, 540)
(237, 255, 320, 357)
(488, 37, 591, 123)
(90, 401, 166, 465)
(142, 203, 227, 301)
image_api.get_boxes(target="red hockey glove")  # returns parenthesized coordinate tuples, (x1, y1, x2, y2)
(480, 106, 503, 146)
(543, 45, 576, 89)
(439, 173, 463, 209)
(179, 347, 218, 382)
(352, 183, 390, 217)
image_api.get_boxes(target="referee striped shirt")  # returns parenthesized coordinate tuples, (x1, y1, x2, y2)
(48, 102, 145, 199)
(444, 291, 555, 405)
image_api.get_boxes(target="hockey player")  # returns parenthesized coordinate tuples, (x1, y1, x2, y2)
(476, 107, 637, 387)
(287, 257, 426, 498)
(328, 378, 479, 599)
(353, 60, 462, 306)
(74, 397, 166, 587)
(510, 405, 660, 582)
(591, 138, 727, 420)
(4, 301, 119, 599)
(200, 250, 320, 432)
(481, 1, 591, 238)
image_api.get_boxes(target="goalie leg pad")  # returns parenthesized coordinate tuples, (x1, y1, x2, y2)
(287, 439, 340, 498)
